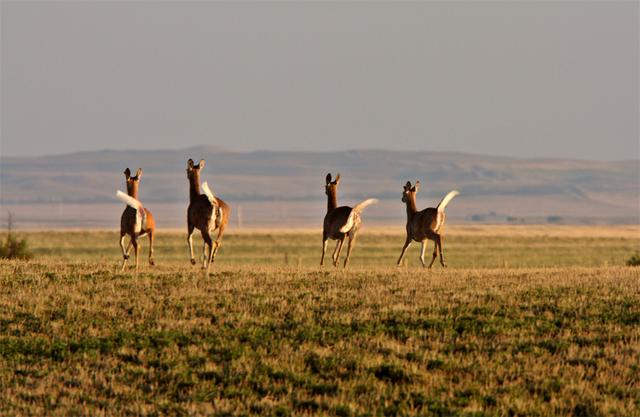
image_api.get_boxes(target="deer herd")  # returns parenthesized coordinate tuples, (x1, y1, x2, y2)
(117, 159, 459, 272)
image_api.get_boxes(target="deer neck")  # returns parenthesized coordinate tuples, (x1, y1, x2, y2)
(127, 184, 139, 199)
(405, 195, 418, 219)
(327, 190, 338, 213)
(189, 175, 201, 203)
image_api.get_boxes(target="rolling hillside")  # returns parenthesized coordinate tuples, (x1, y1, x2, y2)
(1, 147, 637, 227)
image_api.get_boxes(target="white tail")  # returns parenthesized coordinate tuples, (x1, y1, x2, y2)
(201, 181, 216, 204)
(339, 198, 379, 233)
(201, 181, 219, 227)
(116, 190, 143, 211)
(116, 190, 146, 233)
(436, 190, 459, 212)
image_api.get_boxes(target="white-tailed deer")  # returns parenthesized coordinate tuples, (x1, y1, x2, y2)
(116, 168, 156, 272)
(186, 158, 231, 270)
(397, 181, 459, 268)
(321, 173, 378, 268)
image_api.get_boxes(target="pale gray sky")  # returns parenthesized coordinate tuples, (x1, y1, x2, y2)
(1, 1, 638, 160)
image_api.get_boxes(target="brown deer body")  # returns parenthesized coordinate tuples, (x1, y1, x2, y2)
(397, 181, 459, 268)
(321, 173, 377, 268)
(186, 159, 231, 270)
(117, 168, 155, 272)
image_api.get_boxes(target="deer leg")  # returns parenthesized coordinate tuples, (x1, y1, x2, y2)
(428, 239, 438, 269)
(122, 240, 134, 271)
(437, 235, 446, 267)
(320, 235, 329, 266)
(187, 222, 196, 265)
(207, 237, 215, 270)
(120, 233, 129, 271)
(331, 240, 340, 264)
(397, 236, 412, 266)
(119, 233, 128, 258)
(202, 239, 207, 266)
(201, 230, 213, 270)
(343, 232, 357, 268)
(148, 230, 155, 266)
(333, 239, 345, 267)
(419, 241, 427, 267)
(211, 225, 225, 263)
(131, 237, 139, 273)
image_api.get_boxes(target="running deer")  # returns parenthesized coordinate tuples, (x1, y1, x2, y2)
(186, 158, 231, 270)
(321, 173, 378, 268)
(397, 181, 459, 268)
(116, 168, 156, 272)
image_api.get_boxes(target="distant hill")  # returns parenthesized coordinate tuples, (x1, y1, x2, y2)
(1, 147, 638, 227)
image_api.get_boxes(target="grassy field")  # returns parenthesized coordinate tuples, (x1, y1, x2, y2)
(14, 225, 640, 268)
(0, 226, 639, 416)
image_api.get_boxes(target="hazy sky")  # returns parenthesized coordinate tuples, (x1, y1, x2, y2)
(1, 1, 638, 160)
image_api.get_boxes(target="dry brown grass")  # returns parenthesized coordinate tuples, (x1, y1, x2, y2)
(0, 228, 638, 416)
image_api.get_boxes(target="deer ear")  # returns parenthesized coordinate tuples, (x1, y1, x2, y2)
(334, 173, 341, 184)
(325, 173, 332, 184)
(198, 159, 206, 169)
(135, 168, 142, 179)
(405, 181, 412, 190)
(124, 168, 131, 179)
(187, 159, 194, 169)
(413, 181, 420, 192)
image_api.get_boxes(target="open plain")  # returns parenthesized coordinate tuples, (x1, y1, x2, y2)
(0, 225, 638, 416)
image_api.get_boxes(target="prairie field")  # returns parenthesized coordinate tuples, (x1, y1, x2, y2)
(0, 226, 639, 416)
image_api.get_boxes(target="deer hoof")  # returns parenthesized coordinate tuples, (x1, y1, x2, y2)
(190, 258, 196, 265)
(149, 259, 155, 266)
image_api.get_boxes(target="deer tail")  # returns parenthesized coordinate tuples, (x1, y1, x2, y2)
(116, 190, 144, 211)
(339, 198, 379, 233)
(201, 181, 216, 204)
(436, 190, 459, 212)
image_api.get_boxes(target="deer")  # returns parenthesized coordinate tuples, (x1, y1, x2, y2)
(321, 173, 378, 268)
(186, 158, 231, 271)
(116, 168, 156, 272)
(396, 181, 459, 268)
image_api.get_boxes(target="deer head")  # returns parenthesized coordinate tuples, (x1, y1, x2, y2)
(124, 168, 143, 198)
(325, 173, 340, 196)
(186, 158, 206, 183)
(324, 173, 341, 213)
(186, 159, 206, 200)
(401, 180, 420, 203)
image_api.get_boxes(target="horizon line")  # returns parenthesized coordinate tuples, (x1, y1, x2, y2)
(2, 145, 638, 163)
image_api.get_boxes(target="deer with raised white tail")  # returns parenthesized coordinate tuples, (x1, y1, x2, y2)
(116, 168, 156, 272)
(321, 173, 378, 268)
(186, 158, 231, 271)
(397, 181, 459, 268)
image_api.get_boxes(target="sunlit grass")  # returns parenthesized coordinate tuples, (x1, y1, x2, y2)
(5, 225, 639, 269)
(0, 226, 638, 416)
